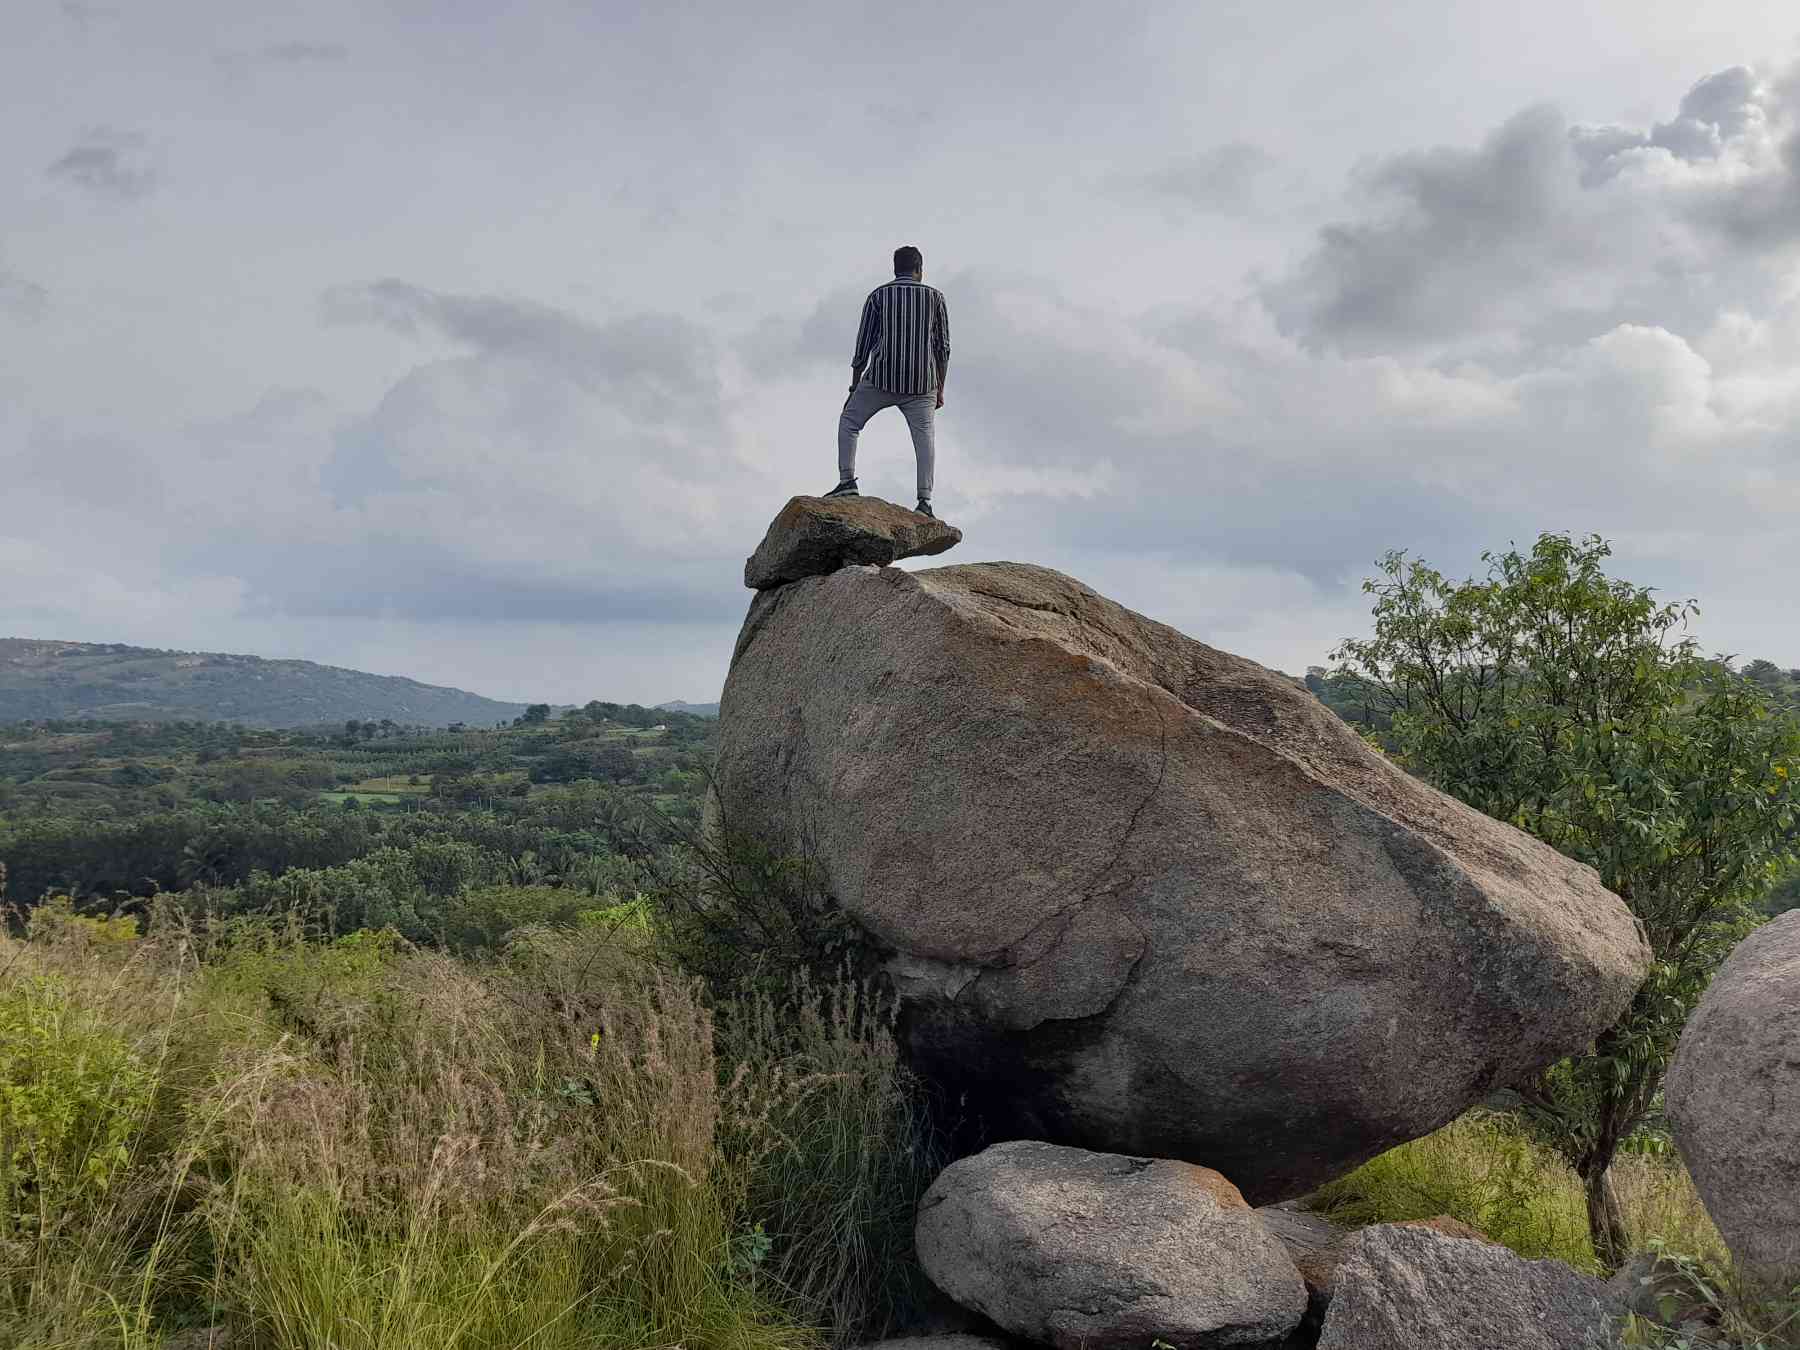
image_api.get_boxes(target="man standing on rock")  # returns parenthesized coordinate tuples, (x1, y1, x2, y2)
(825, 245, 950, 518)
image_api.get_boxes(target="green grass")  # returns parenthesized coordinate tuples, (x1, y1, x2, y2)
(1308, 1110, 1729, 1276)
(341, 775, 433, 795)
(1307, 1114, 1800, 1345)
(0, 904, 933, 1350)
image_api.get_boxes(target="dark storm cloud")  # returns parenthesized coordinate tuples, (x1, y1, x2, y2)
(46, 126, 157, 200)
(1261, 105, 1586, 355)
(1264, 65, 1800, 357)
(1130, 142, 1276, 215)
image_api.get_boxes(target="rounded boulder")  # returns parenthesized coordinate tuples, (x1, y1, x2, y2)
(714, 561, 1651, 1200)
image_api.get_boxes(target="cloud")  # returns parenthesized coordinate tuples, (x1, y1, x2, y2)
(214, 40, 351, 75)
(1572, 67, 1764, 184)
(46, 126, 158, 200)
(259, 41, 350, 64)
(11, 42, 1800, 702)
(321, 281, 721, 421)
(1264, 64, 1800, 359)
(206, 280, 752, 625)
(59, 2, 115, 31)
(1127, 141, 1276, 216)
(0, 271, 47, 322)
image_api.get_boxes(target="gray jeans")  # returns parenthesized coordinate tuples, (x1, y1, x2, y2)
(838, 378, 935, 502)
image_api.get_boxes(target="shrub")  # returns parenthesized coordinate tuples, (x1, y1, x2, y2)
(436, 883, 591, 954)
(0, 972, 155, 1231)
(1617, 1245, 1800, 1349)
(0, 901, 937, 1350)
(717, 972, 944, 1345)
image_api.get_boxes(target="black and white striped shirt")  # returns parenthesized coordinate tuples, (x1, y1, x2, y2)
(852, 276, 951, 396)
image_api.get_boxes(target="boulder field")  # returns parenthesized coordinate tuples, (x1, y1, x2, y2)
(714, 499, 1651, 1201)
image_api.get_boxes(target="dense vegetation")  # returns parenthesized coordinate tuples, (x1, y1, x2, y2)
(1334, 535, 1800, 1267)
(0, 701, 952, 1349)
(0, 900, 939, 1350)
(0, 638, 533, 728)
(1310, 650, 1800, 926)
(4, 586, 1798, 1347)
(0, 704, 712, 948)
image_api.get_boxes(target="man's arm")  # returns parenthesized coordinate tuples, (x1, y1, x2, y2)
(850, 292, 880, 392)
(932, 290, 951, 408)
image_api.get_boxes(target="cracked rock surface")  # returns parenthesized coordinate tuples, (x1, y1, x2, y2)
(914, 1141, 1306, 1350)
(712, 559, 1651, 1200)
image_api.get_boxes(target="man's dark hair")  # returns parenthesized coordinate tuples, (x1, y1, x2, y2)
(893, 245, 923, 276)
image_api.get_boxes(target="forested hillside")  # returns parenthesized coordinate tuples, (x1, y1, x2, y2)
(0, 637, 532, 727)
(0, 701, 711, 944)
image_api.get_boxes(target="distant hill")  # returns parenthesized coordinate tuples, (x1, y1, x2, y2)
(656, 699, 719, 718)
(0, 638, 532, 729)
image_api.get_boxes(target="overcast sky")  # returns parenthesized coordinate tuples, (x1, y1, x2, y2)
(3, 2, 1798, 705)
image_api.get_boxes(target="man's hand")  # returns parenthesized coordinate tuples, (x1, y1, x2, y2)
(935, 388, 945, 410)
(849, 364, 861, 395)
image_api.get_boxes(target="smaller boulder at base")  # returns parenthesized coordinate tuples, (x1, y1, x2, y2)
(743, 495, 961, 590)
(1316, 1224, 1618, 1350)
(1256, 1208, 1492, 1329)
(914, 1141, 1307, 1350)
(1665, 909, 1800, 1287)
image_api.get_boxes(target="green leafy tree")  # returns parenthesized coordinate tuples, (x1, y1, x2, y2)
(1334, 533, 1800, 1267)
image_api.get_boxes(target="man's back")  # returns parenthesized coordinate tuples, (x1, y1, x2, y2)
(853, 277, 951, 396)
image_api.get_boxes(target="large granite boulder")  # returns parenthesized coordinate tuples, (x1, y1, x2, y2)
(743, 495, 961, 589)
(713, 560, 1650, 1200)
(1316, 1224, 1618, 1349)
(914, 1141, 1307, 1350)
(1665, 910, 1800, 1286)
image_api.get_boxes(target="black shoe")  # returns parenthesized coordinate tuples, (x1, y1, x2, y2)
(824, 479, 859, 498)
(915, 500, 935, 518)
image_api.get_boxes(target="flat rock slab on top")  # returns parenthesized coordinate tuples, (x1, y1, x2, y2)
(744, 495, 962, 590)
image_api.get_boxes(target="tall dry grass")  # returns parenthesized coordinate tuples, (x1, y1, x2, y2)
(0, 904, 931, 1350)
(717, 972, 944, 1343)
